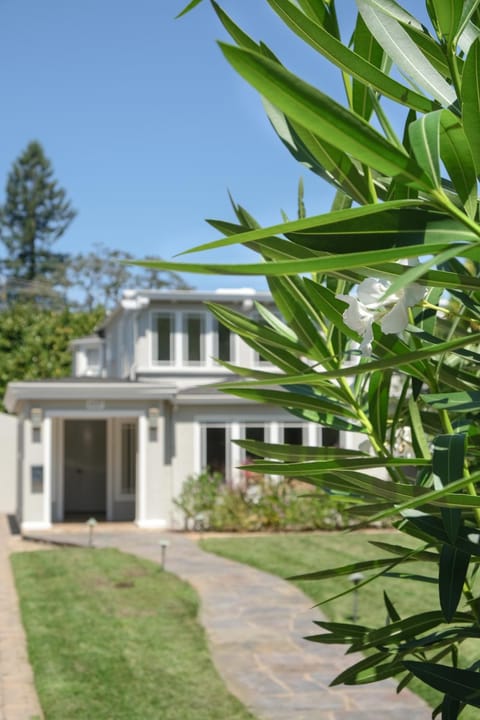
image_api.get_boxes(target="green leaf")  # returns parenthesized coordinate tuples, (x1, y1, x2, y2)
(330, 651, 405, 685)
(383, 591, 401, 622)
(422, 391, 480, 412)
(439, 545, 471, 622)
(210, 1, 259, 52)
(262, 101, 376, 203)
(462, 38, 480, 175)
(408, 111, 442, 188)
(356, 0, 457, 107)
(402, 515, 480, 556)
(403, 662, 480, 708)
(265, 0, 437, 113)
(432, 433, 465, 550)
(218, 43, 436, 190)
(176, 0, 204, 18)
(290, 556, 406, 582)
(439, 109, 477, 218)
(428, 0, 464, 43)
(349, 611, 472, 653)
(368, 370, 391, 444)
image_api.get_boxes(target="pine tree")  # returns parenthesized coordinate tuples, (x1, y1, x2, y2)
(0, 141, 76, 300)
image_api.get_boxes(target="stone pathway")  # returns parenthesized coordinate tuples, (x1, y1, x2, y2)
(0, 516, 43, 720)
(25, 524, 430, 720)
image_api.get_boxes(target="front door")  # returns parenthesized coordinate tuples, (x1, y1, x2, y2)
(64, 420, 107, 517)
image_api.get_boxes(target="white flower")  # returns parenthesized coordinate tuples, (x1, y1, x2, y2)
(338, 278, 424, 354)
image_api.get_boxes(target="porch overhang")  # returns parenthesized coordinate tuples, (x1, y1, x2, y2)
(4, 379, 176, 414)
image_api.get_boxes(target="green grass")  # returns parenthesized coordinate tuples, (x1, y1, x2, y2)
(200, 531, 478, 719)
(11, 548, 256, 720)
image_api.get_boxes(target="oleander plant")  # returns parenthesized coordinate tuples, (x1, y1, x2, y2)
(155, 1, 480, 716)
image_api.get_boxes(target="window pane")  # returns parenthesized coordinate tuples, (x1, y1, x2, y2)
(156, 316, 172, 362)
(283, 426, 303, 445)
(86, 348, 99, 367)
(323, 427, 339, 447)
(205, 427, 226, 477)
(186, 315, 203, 362)
(218, 323, 231, 362)
(121, 423, 136, 494)
(245, 426, 264, 461)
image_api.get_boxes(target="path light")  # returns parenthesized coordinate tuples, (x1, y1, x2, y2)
(348, 572, 364, 622)
(159, 539, 170, 570)
(86, 517, 97, 547)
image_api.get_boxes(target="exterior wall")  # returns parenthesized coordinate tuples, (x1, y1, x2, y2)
(133, 301, 275, 384)
(0, 413, 17, 514)
(21, 414, 50, 529)
(169, 404, 322, 528)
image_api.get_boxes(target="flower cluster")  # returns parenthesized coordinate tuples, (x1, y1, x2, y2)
(338, 278, 424, 354)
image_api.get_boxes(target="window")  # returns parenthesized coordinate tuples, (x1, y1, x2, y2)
(121, 423, 137, 495)
(282, 425, 304, 445)
(203, 425, 228, 479)
(244, 426, 265, 460)
(184, 314, 205, 363)
(154, 314, 173, 363)
(217, 322, 232, 362)
(86, 347, 101, 375)
(323, 427, 340, 447)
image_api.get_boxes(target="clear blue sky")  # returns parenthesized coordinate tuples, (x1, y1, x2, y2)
(0, 0, 424, 291)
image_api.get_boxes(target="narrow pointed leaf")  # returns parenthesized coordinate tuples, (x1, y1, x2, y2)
(266, 0, 436, 113)
(432, 433, 465, 544)
(403, 663, 480, 708)
(439, 110, 477, 217)
(368, 370, 391, 443)
(176, 0, 204, 18)
(219, 42, 435, 189)
(356, 0, 457, 107)
(462, 38, 480, 175)
(439, 545, 471, 621)
(409, 111, 442, 187)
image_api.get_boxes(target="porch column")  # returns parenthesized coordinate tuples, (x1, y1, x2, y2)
(43, 416, 52, 526)
(136, 413, 148, 525)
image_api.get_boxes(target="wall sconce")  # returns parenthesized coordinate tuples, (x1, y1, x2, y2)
(148, 407, 159, 430)
(31, 408, 43, 430)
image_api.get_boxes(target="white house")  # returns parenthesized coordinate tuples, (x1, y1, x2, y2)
(4, 288, 343, 531)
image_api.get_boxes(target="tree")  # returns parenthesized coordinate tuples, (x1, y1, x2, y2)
(150, 1, 480, 717)
(0, 141, 76, 300)
(0, 303, 104, 408)
(67, 244, 191, 311)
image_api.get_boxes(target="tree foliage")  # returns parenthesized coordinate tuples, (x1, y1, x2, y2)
(0, 303, 103, 407)
(67, 244, 191, 311)
(148, 1, 480, 716)
(0, 141, 75, 299)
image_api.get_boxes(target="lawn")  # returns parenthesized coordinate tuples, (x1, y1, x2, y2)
(11, 548, 256, 720)
(200, 531, 478, 719)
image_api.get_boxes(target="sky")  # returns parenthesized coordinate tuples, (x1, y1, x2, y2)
(0, 0, 424, 292)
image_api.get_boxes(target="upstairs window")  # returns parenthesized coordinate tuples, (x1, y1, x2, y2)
(217, 322, 232, 362)
(85, 347, 101, 375)
(184, 313, 205, 363)
(154, 314, 174, 363)
(282, 425, 304, 445)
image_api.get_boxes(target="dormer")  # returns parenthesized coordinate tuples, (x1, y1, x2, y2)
(70, 335, 105, 378)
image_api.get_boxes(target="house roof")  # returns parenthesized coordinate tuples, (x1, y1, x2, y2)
(99, 287, 273, 330)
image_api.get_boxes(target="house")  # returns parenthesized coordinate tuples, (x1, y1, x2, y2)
(4, 288, 349, 531)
